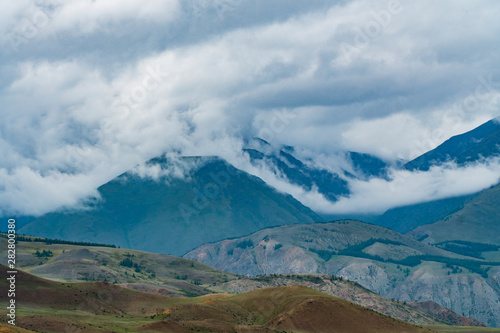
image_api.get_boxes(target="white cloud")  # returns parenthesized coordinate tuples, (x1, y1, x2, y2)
(52, 0, 180, 33)
(0, 0, 500, 216)
(341, 111, 497, 161)
(2, 0, 180, 43)
(322, 158, 500, 215)
(131, 153, 202, 182)
(0, 167, 100, 216)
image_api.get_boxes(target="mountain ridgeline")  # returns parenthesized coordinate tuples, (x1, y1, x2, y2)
(405, 118, 500, 171)
(19, 142, 390, 256)
(375, 118, 500, 233)
(244, 138, 389, 203)
(20, 156, 321, 256)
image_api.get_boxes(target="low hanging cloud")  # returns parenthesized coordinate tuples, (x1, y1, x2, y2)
(0, 167, 101, 217)
(130, 153, 205, 183)
(320, 157, 500, 215)
(0, 0, 500, 217)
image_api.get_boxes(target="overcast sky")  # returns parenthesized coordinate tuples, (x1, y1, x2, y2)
(1, 0, 499, 216)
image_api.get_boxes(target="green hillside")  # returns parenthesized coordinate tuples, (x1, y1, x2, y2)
(375, 194, 475, 233)
(407, 184, 500, 245)
(0, 234, 238, 297)
(185, 220, 477, 276)
(19, 156, 321, 256)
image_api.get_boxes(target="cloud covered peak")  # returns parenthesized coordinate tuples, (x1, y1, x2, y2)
(0, 0, 499, 216)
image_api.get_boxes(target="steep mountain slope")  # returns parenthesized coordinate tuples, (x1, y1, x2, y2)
(374, 194, 475, 233)
(244, 139, 388, 202)
(407, 184, 500, 245)
(374, 118, 500, 233)
(185, 220, 500, 326)
(19, 156, 321, 256)
(405, 118, 500, 171)
(0, 215, 34, 232)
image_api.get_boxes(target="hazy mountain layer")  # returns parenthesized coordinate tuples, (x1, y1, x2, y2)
(373, 118, 499, 233)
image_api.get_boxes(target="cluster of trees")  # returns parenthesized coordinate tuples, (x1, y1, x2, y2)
(236, 239, 254, 249)
(254, 274, 323, 284)
(119, 254, 156, 278)
(444, 263, 463, 274)
(308, 248, 335, 261)
(436, 240, 500, 259)
(33, 249, 53, 257)
(396, 265, 411, 276)
(119, 256, 144, 273)
(0, 232, 116, 248)
(309, 238, 404, 262)
(307, 238, 498, 278)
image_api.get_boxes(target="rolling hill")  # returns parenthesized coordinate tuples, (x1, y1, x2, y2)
(0, 234, 238, 298)
(19, 156, 321, 256)
(221, 274, 484, 327)
(185, 220, 500, 326)
(0, 235, 484, 328)
(0, 268, 437, 333)
(137, 285, 435, 333)
(185, 220, 471, 276)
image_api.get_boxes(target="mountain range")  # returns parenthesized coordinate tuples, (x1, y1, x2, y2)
(12, 118, 500, 328)
(244, 138, 388, 203)
(19, 156, 321, 255)
(0, 235, 486, 331)
(0, 265, 438, 333)
(375, 117, 500, 233)
(17, 140, 392, 255)
(185, 219, 500, 326)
